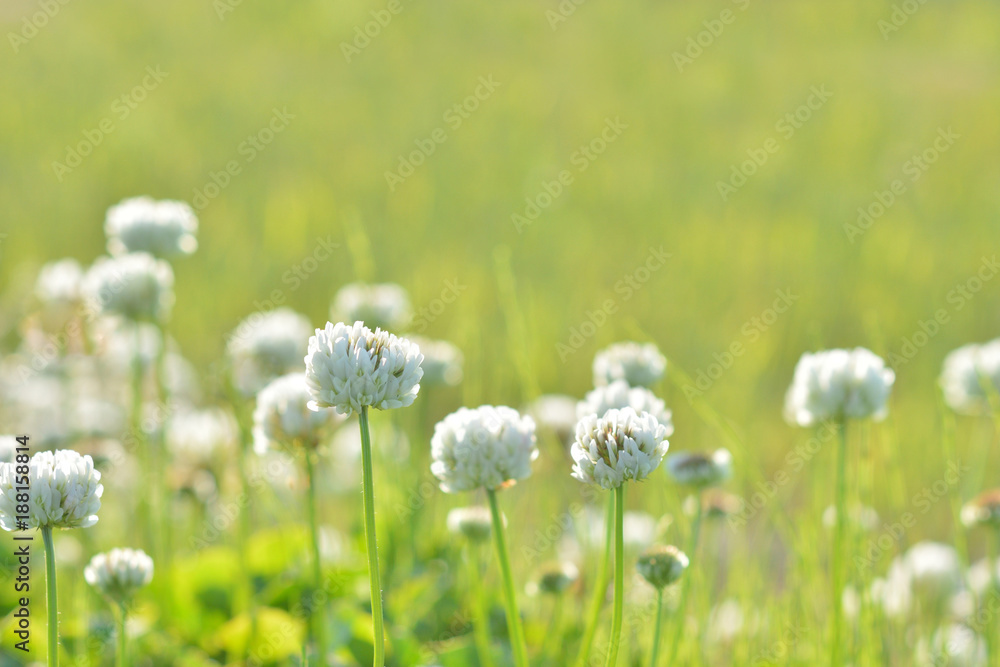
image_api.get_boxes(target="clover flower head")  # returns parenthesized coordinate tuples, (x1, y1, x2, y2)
(430, 406, 538, 493)
(822, 503, 880, 533)
(304, 321, 423, 415)
(83, 253, 174, 322)
(784, 348, 895, 426)
(227, 308, 313, 396)
(0, 449, 103, 530)
(446, 506, 493, 542)
(35, 259, 84, 305)
(665, 448, 732, 488)
(961, 489, 1000, 529)
(593, 342, 666, 389)
(253, 373, 340, 454)
(577, 380, 673, 435)
(527, 394, 579, 444)
(84, 548, 154, 604)
(891, 542, 965, 613)
(571, 408, 669, 489)
(940, 340, 1000, 415)
(408, 336, 463, 387)
(331, 282, 412, 332)
(919, 624, 987, 667)
(532, 561, 579, 595)
(105, 196, 198, 258)
(167, 408, 238, 462)
(636, 545, 689, 589)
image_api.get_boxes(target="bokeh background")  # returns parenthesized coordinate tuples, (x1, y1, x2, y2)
(1, 0, 1000, 664)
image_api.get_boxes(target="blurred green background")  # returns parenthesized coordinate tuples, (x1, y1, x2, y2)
(1, 0, 1000, 662)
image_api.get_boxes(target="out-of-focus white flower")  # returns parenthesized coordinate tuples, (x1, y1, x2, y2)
(636, 545, 688, 589)
(941, 341, 1000, 415)
(967, 558, 1000, 598)
(0, 437, 17, 464)
(577, 380, 673, 434)
(529, 561, 579, 595)
(83, 253, 174, 322)
(253, 374, 340, 454)
(167, 408, 238, 462)
(623, 511, 660, 549)
(430, 406, 537, 493)
(706, 599, 744, 644)
(527, 394, 578, 444)
(331, 282, 412, 332)
(447, 506, 493, 542)
(918, 624, 987, 667)
(35, 259, 84, 305)
(876, 542, 964, 620)
(961, 489, 1000, 529)
(665, 449, 732, 488)
(408, 336, 462, 387)
(0, 449, 103, 530)
(822, 503, 880, 533)
(571, 408, 669, 489)
(227, 308, 313, 396)
(784, 348, 895, 426)
(105, 196, 198, 258)
(84, 548, 154, 603)
(304, 321, 423, 415)
(593, 342, 666, 389)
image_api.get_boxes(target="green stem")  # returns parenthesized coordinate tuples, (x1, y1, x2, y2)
(487, 488, 529, 667)
(130, 325, 149, 551)
(360, 406, 386, 667)
(605, 484, 625, 667)
(831, 420, 848, 667)
(117, 603, 128, 667)
(667, 492, 703, 664)
(987, 527, 1000, 665)
(575, 493, 615, 667)
(305, 450, 329, 664)
(469, 546, 495, 667)
(649, 589, 663, 667)
(542, 595, 565, 665)
(42, 526, 58, 667)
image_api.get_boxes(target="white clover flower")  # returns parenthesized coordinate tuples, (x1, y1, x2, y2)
(83, 253, 174, 322)
(571, 408, 669, 490)
(636, 545, 688, 590)
(253, 374, 340, 454)
(331, 282, 412, 332)
(918, 624, 987, 667)
(227, 308, 314, 396)
(940, 341, 1000, 415)
(35, 259, 84, 305)
(447, 506, 494, 542)
(167, 408, 238, 462)
(665, 449, 732, 488)
(84, 548, 154, 604)
(784, 348, 895, 426)
(304, 321, 423, 415)
(577, 380, 673, 434)
(105, 196, 198, 258)
(430, 406, 538, 493)
(531, 561, 579, 595)
(526, 394, 578, 443)
(593, 342, 666, 389)
(0, 449, 103, 530)
(877, 542, 965, 619)
(408, 336, 462, 387)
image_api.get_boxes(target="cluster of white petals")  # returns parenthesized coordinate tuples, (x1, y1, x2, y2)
(304, 321, 423, 415)
(83, 253, 174, 322)
(253, 374, 339, 454)
(918, 624, 987, 667)
(784, 348, 895, 426)
(167, 408, 238, 462)
(940, 340, 1000, 415)
(105, 196, 198, 258)
(593, 342, 666, 389)
(84, 547, 154, 603)
(331, 282, 412, 332)
(571, 408, 670, 489)
(577, 380, 673, 433)
(873, 542, 964, 619)
(35, 259, 84, 305)
(0, 449, 103, 530)
(227, 308, 313, 396)
(665, 448, 732, 488)
(527, 394, 578, 443)
(430, 406, 538, 493)
(409, 336, 463, 387)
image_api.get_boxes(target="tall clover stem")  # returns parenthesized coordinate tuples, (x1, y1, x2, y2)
(487, 488, 528, 667)
(305, 450, 329, 664)
(42, 526, 58, 667)
(648, 589, 663, 667)
(359, 406, 386, 667)
(605, 484, 625, 667)
(130, 325, 149, 551)
(117, 603, 128, 667)
(667, 492, 703, 664)
(575, 493, 615, 667)
(830, 420, 849, 667)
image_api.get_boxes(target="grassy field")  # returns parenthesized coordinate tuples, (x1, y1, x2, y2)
(1, 0, 1000, 664)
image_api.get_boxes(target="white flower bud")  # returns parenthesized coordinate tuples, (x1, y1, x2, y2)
(253, 374, 340, 454)
(105, 196, 198, 258)
(84, 548, 154, 604)
(665, 449, 732, 488)
(940, 340, 1000, 415)
(83, 253, 174, 322)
